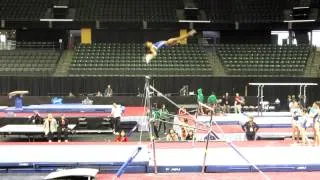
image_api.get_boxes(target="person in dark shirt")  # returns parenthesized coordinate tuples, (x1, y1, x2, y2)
(57, 115, 69, 142)
(158, 104, 169, 134)
(185, 130, 196, 141)
(242, 116, 259, 141)
(28, 111, 43, 124)
(150, 104, 160, 139)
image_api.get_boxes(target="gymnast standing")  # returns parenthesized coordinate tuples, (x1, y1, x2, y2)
(291, 101, 302, 143)
(298, 108, 310, 145)
(312, 102, 320, 146)
(144, 29, 197, 63)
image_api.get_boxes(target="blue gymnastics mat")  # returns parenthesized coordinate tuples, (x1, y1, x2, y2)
(149, 146, 320, 173)
(2, 104, 125, 113)
(0, 144, 148, 173)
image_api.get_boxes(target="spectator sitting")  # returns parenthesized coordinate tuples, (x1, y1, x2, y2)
(96, 91, 103, 97)
(43, 113, 58, 143)
(185, 130, 196, 141)
(178, 106, 188, 122)
(28, 111, 43, 124)
(180, 118, 189, 140)
(82, 97, 93, 105)
(115, 130, 128, 142)
(166, 129, 179, 141)
(57, 115, 69, 143)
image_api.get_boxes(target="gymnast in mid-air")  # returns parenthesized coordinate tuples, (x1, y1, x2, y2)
(144, 29, 197, 63)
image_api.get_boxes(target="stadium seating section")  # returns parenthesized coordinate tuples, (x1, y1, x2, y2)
(197, 0, 287, 23)
(69, 43, 212, 77)
(216, 44, 310, 76)
(0, 0, 50, 20)
(0, 42, 60, 76)
(0, 0, 314, 23)
(70, 0, 182, 22)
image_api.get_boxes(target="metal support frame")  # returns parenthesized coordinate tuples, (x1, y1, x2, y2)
(249, 83, 318, 115)
(201, 111, 213, 173)
(298, 85, 308, 107)
(144, 76, 157, 174)
(257, 85, 264, 116)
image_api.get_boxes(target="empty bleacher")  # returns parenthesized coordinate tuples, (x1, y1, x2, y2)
(0, 0, 50, 20)
(0, 42, 60, 76)
(216, 44, 311, 76)
(70, 0, 181, 22)
(69, 43, 212, 77)
(197, 0, 287, 23)
(0, 0, 292, 23)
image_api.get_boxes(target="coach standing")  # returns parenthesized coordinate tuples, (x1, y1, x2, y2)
(111, 103, 122, 133)
(241, 116, 259, 141)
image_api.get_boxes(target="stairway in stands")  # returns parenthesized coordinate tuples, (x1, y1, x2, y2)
(199, 37, 226, 76)
(53, 50, 74, 76)
(305, 47, 320, 77)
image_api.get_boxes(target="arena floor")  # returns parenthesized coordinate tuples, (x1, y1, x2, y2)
(1, 172, 320, 180)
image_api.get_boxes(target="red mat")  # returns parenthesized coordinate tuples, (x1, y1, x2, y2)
(0, 140, 295, 148)
(0, 106, 145, 117)
(96, 172, 320, 180)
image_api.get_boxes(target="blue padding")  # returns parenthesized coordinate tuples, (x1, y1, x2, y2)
(149, 166, 202, 173)
(78, 162, 116, 166)
(206, 165, 251, 172)
(7, 168, 36, 173)
(35, 168, 62, 173)
(0, 169, 7, 173)
(258, 124, 292, 128)
(100, 166, 147, 173)
(306, 164, 320, 171)
(216, 121, 239, 125)
(210, 121, 292, 127)
(34, 162, 77, 168)
(0, 163, 33, 168)
(17, 104, 126, 113)
(256, 164, 320, 172)
(78, 161, 148, 166)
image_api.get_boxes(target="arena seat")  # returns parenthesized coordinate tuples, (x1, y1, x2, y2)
(216, 44, 311, 76)
(0, 43, 60, 76)
(69, 43, 212, 77)
(70, 0, 181, 22)
(0, 0, 50, 20)
(197, 0, 287, 23)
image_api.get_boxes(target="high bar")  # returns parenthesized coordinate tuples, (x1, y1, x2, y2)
(248, 83, 318, 86)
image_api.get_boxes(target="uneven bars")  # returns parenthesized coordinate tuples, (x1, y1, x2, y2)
(149, 85, 211, 131)
(150, 85, 269, 179)
(198, 102, 270, 180)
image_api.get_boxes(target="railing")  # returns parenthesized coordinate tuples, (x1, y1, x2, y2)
(0, 41, 57, 50)
(0, 40, 16, 50)
(16, 41, 57, 49)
